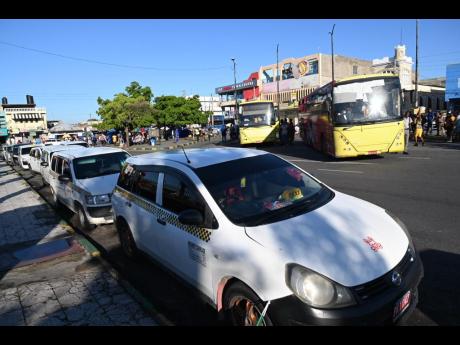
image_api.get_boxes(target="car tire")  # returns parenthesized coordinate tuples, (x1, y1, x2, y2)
(116, 219, 139, 260)
(77, 205, 95, 231)
(222, 281, 273, 326)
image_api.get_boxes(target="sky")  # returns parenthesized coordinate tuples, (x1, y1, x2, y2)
(1, 19, 459, 123)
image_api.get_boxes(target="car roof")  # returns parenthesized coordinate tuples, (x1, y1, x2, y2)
(42, 145, 83, 153)
(53, 147, 128, 160)
(20, 144, 42, 150)
(126, 147, 267, 169)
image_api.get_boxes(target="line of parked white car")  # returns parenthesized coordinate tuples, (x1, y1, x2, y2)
(0, 142, 424, 326)
(1, 141, 130, 230)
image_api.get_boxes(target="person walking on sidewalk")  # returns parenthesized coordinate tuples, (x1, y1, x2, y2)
(426, 108, 434, 135)
(445, 112, 456, 143)
(403, 111, 412, 154)
(288, 119, 295, 145)
(414, 114, 425, 147)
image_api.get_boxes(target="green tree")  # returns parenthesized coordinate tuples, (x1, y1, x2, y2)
(153, 95, 208, 128)
(96, 82, 155, 147)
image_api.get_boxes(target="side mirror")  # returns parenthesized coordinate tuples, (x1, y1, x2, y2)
(58, 175, 71, 182)
(41, 162, 48, 167)
(178, 209, 204, 226)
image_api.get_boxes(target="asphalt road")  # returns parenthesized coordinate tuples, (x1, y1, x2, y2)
(10, 138, 460, 325)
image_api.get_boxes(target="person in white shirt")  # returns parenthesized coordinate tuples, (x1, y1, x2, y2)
(403, 111, 412, 154)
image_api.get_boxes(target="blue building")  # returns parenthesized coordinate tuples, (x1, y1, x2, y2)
(0, 110, 7, 144)
(446, 63, 460, 112)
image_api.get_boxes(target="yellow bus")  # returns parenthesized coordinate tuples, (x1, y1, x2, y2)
(298, 74, 405, 158)
(238, 100, 279, 145)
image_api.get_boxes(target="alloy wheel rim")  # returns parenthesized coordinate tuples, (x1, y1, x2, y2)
(229, 296, 265, 326)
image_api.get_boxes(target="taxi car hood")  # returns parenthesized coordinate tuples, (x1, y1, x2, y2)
(244, 191, 409, 287)
(76, 174, 119, 195)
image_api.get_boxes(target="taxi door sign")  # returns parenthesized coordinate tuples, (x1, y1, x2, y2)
(188, 241, 206, 267)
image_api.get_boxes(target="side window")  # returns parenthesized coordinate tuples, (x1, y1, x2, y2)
(63, 160, 71, 177)
(51, 156, 57, 172)
(56, 157, 64, 174)
(37, 150, 41, 159)
(162, 173, 205, 215)
(132, 170, 159, 203)
(117, 163, 135, 192)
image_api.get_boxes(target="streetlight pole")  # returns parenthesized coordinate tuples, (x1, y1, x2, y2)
(329, 24, 336, 85)
(231, 58, 238, 123)
(415, 19, 419, 108)
(276, 43, 280, 119)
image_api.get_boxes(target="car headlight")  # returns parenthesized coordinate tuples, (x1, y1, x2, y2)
(385, 209, 415, 251)
(86, 194, 111, 205)
(286, 264, 356, 308)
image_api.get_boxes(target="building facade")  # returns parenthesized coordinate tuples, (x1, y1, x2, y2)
(446, 63, 460, 112)
(1, 95, 48, 143)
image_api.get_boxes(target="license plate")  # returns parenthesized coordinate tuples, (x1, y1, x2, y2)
(393, 291, 411, 320)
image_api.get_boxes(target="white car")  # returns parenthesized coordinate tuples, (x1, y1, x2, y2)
(17, 144, 45, 170)
(48, 147, 130, 230)
(40, 145, 84, 185)
(111, 147, 423, 326)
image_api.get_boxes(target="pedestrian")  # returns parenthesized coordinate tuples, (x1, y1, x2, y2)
(175, 127, 179, 143)
(221, 125, 227, 143)
(453, 114, 460, 142)
(207, 127, 212, 142)
(280, 119, 289, 145)
(445, 112, 456, 143)
(426, 109, 434, 135)
(414, 113, 425, 147)
(403, 111, 412, 154)
(288, 119, 295, 145)
(435, 112, 441, 136)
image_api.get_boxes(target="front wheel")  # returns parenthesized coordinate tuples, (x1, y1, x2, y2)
(223, 282, 273, 326)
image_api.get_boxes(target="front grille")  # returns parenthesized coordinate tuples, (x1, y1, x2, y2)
(352, 248, 414, 302)
(87, 206, 112, 218)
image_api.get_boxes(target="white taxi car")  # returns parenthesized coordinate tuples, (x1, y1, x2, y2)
(49, 147, 130, 230)
(111, 148, 424, 326)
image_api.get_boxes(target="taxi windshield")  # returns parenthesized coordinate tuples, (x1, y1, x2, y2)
(195, 154, 333, 226)
(73, 152, 129, 179)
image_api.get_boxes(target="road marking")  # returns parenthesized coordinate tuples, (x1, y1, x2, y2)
(288, 159, 321, 163)
(398, 157, 431, 160)
(288, 159, 375, 165)
(317, 169, 363, 174)
(327, 161, 375, 165)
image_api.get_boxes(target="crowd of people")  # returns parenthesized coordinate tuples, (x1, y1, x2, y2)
(403, 108, 460, 154)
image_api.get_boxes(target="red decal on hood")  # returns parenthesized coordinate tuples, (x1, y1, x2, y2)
(363, 236, 383, 252)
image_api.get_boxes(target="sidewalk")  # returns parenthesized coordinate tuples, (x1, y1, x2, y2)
(0, 161, 157, 326)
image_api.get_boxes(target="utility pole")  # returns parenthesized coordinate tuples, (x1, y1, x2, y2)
(415, 19, 419, 108)
(231, 58, 238, 123)
(329, 24, 336, 85)
(276, 43, 280, 119)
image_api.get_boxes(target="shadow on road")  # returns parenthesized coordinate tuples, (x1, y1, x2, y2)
(417, 249, 460, 325)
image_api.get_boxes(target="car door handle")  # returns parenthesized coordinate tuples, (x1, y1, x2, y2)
(157, 218, 166, 225)
(125, 201, 132, 207)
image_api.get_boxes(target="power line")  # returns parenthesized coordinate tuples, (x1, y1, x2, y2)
(0, 40, 230, 72)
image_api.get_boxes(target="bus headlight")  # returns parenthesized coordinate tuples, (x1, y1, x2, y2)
(286, 264, 356, 308)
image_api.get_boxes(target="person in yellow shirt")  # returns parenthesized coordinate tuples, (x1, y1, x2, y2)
(414, 114, 425, 146)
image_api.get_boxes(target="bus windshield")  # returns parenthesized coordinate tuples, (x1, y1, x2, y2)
(333, 78, 401, 125)
(240, 103, 274, 127)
